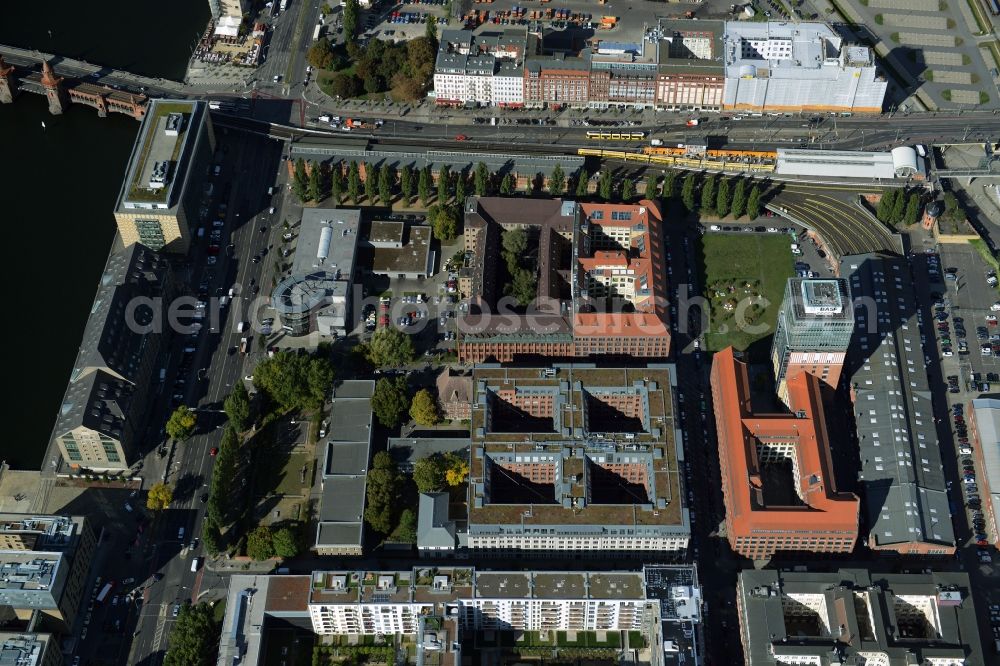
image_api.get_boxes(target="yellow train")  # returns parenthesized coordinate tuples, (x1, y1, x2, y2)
(585, 130, 646, 141)
(577, 148, 776, 173)
(642, 146, 778, 160)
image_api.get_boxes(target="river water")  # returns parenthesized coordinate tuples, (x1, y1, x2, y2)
(0, 1, 207, 468)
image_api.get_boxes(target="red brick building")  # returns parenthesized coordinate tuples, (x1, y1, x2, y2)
(457, 198, 670, 363)
(711, 347, 860, 561)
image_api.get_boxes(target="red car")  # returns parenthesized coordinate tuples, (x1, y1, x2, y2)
(207, 245, 221, 255)
(455, 134, 469, 141)
(209, 447, 219, 457)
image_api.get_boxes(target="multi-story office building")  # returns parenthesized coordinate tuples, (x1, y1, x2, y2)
(844, 253, 956, 555)
(431, 22, 881, 113)
(207, 0, 246, 20)
(722, 22, 887, 113)
(218, 565, 704, 665)
(0, 633, 61, 666)
(0, 515, 96, 631)
(434, 29, 529, 107)
(271, 208, 360, 340)
(737, 569, 985, 666)
(466, 365, 689, 555)
(967, 398, 1000, 548)
(314, 381, 374, 556)
(654, 20, 725, 110)
(711, 347, 860, 560)
(50, 244, 172, 471)
(458, 197, 670, 363)
(588, 41, 658, 109)
(113, 99, 216, 253)
(770, 278, 854, 400)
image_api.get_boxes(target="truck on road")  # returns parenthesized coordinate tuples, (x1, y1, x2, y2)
(96, 582, 114, 604)
(240, 337, 250, 354)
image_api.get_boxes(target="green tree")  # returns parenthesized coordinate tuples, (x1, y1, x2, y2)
(445, 455, 469, 486)
(746, 184, 762, 220)
(163, 603, 219, 666)
(246, 526, 275, 561)
(330, 72, 359, 99)
(201, 517, 222, 557)
(598, 170, 613, 201)
(664, 170, 678, 200)
(166, 405, 197, 441)
(904, 192, 922, 226)
(364, 327, 416, 367)
(575, 168, 589, 197)
(681, 173, 697, 213)
(877, 189, 897, 223)
(425, 15, 438, 42)
(716, 178, 731, 217)
(364, 452, 399, 534)
(363, 162, 377, 202)
(890, 189, 906, 224)
(252, 352, 334, 411)
(395, 508, 418, 542)
(455, 170, 466, 205)
(700, 174, 716, 215)
(645, 173, 659, 200)
(271, 527, 300, 558)
(343, 0, 360, 42)
(731, 178, 747, 218)
(418, 166, 432, 206)
(474, 161, 490, 196)
(500, 172, 515, 195)
(412, 454, 448, 492)
(331, 164, 343, 204)
(307, 37, 335, 70)
(942, 191, 960, 221)
(224, 382, 251, 432)
(400, 165, 414, 204)
(378, 163, 392, 206)
(371, 377, 410, 428)
(621, 178, 635, 202)
(429, 203, 459, 241)
(410, 389, 440, 426)
(508, 268, 537, 306)
(146, 482, 173, 511)
(307, 162, 321, 203)
(502, 227, 528, 262)
(347, 161, 361, 204)
(292, 158, 308, 202)
(437, 165, 451, 203)
(548, 164, 565, 196)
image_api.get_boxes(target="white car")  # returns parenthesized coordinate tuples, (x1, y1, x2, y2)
(987, 315, 998, 322)
(766, 227, 779, 232)
(991, 302, 1000, 311)
(960, 447, 973, 455)
(942, 349, 953, 357)
(709, 224, 721, 231)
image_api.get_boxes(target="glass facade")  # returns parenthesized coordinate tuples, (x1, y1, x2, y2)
(135, 219, 166, 250)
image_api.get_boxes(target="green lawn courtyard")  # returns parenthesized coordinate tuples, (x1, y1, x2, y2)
(698, 234, 794, 352)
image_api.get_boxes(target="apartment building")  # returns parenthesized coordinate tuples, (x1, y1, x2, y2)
(737, 569, 985, 666)
(50, 244, 173, 471)
(722, 22, 887, 113)
(113, 99, 216, 253)
(711, 347, 860, 560)
(588, 41, 658, 109)
(458, 197, 670, 363)
(434, 29, 529, 107)
(0, 515, 96, 631)
(843, 253, 956, 555)
(770, 278, 854, 401)
(220, 566, 704, 665)
(466, 365, 689, 555)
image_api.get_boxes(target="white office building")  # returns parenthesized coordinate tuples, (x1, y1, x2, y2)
(722, 21, 886, 113)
